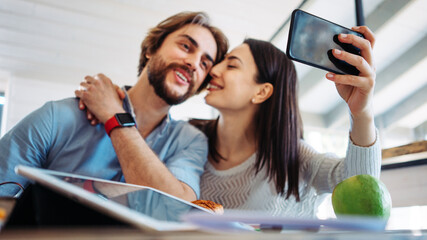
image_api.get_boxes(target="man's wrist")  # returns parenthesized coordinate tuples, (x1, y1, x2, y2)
(104, 113, 136, 136)
(100, 108, 126, 123)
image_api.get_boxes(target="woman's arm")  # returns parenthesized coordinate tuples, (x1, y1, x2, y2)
(306, 26, 381, 193)
(325, 26, 377, 146)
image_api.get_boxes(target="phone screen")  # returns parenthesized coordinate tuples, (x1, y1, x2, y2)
(286, 9, 364, 75)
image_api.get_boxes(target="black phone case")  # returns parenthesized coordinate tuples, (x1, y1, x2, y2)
(286, 9, 364, 75)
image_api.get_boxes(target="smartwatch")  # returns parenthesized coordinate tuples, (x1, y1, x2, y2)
(104, 113, 136, 136)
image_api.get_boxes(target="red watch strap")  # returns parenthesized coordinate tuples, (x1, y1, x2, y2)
(104, 115, 119, 136)
(83, 180, 96, 193)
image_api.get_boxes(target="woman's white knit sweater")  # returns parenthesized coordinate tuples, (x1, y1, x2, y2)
(200, 137, 381, 218)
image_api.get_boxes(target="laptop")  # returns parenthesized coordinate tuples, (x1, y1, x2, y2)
(11, 165, 212, 232)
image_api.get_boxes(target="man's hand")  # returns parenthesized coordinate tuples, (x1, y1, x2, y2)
(75, 74, 126, 124)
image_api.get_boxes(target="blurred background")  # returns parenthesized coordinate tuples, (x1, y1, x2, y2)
(0, 0, 426, 229)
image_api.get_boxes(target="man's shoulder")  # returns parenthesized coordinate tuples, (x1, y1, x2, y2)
(168, 118, 207, 139)
(18, 98, 79, 122)
(38, 97, 106, 142)
(49, 97, 79, 109)
(169, 118, 203, 132)
(27, 98, 87, 128)
(44, 98, 84, 116)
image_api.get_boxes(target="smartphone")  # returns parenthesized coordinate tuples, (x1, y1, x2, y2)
(286, 9, 364, 75)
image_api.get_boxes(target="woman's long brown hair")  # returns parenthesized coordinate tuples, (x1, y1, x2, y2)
(192, 38, 303, 200)
(245, 39, 302, 200)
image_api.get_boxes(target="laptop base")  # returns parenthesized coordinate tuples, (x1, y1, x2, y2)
(4, 183, 129, 228)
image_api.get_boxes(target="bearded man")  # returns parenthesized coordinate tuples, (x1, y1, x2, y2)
(0, 11, 228, 201)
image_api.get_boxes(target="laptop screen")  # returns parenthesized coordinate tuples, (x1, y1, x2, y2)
(58, 175, 203, 223)
(15, 166, 210, 231)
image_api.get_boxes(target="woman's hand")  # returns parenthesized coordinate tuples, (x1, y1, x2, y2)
(326, 26, 377, 146)
(75, 74, 126, 124)
(326, 26, 376, 118)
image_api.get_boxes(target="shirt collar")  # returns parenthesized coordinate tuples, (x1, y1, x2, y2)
(122, 86, 135, 119)
(122, 85, 171, 137)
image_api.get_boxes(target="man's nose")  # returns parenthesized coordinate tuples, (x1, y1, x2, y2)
(183, 54, 199, 71)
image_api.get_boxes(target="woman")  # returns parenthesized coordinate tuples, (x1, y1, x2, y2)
(78, 26, 380, 218)
(192, 26, 379, 218)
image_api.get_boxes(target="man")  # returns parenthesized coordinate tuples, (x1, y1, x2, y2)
(0, 12, 229, 201)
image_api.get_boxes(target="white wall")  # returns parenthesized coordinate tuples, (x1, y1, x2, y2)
(2, 76, 76, 134)
(381, 164, 427, 207)
(170, 92, 218, 121)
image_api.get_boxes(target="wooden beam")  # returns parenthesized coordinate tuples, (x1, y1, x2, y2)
(382, 140, 427, 159)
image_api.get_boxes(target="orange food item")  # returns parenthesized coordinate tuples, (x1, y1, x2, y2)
(0, 208, 6, 220)
(192, 200, 224, 214)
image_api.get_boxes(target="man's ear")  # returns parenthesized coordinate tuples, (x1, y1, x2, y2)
(252, 83, 274, 104)
(145, 49, 154, 59)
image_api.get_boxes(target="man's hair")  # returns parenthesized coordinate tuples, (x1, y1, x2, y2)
(138, 11, 229, 92)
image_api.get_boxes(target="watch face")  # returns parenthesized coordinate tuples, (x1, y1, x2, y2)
(116, 113, 135, 127)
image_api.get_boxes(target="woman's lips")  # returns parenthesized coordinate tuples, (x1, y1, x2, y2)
(207, 82, 223, 91)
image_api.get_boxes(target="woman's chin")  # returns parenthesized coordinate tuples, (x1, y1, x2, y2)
(204, 98, 215, 108)
(204, 96, 220, 109)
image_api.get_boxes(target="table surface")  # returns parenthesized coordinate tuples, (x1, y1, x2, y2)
(1, 198, 426, 240)
(1, 227, 426, 240)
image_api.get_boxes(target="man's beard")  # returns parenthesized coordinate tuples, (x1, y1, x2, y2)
(147, 55, 195, 105)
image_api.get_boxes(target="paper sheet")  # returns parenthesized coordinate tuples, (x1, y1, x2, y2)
(182, 210, 387, 233)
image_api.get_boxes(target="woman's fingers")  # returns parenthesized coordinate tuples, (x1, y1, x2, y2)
(337, 33, 374, 67)
(327, 26, 376, 118)
(332, 49, 374, 78)
(328, 26, 376, 91)
(327, 72, 374, 92)
(352, 26, 375, 48)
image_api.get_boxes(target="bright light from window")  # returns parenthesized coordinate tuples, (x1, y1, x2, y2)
(304, 129, 347, 158)
(0, 96, 5, 105)
(386, 205, 427, 230)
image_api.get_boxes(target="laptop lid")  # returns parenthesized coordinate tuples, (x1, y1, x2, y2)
(15, 165, 211, 232)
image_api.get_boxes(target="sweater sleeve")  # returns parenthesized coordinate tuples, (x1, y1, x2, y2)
(302, 130, 381, 195)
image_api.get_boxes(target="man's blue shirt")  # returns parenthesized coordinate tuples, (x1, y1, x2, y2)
(0, 95, 208, 197)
